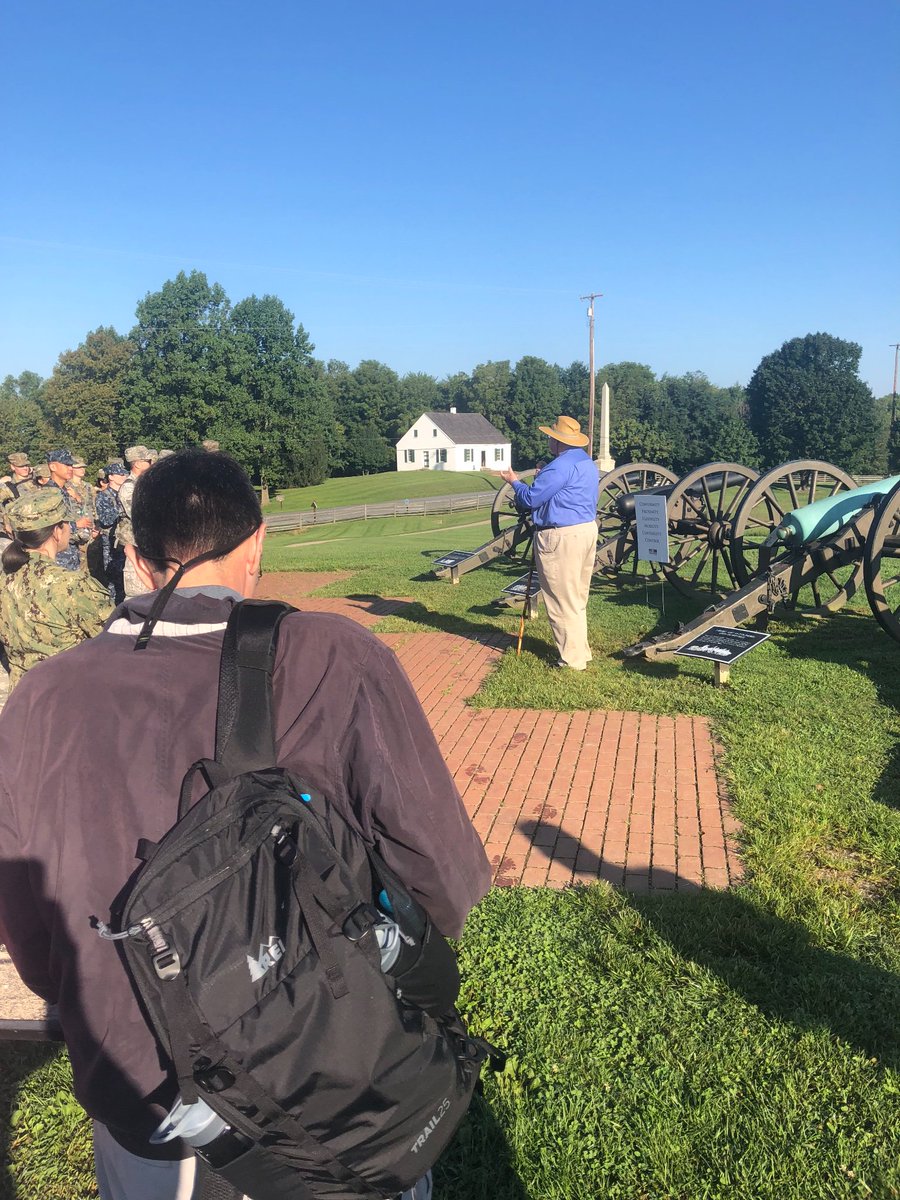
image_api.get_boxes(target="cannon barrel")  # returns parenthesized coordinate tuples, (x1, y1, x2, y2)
(613, 471, 751, 522)
(614, 485, 671, 520)
(772, 474, 900, 546)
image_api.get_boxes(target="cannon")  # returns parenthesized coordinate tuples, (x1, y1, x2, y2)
(597, 458, 856, 603)
(624, 466, 900, 660)
(603, 461, 759, 600)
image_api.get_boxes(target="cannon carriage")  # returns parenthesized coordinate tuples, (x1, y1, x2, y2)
(625, 467, 900, 660)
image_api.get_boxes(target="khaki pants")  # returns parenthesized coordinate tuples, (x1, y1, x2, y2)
(534, 521, 597, 670)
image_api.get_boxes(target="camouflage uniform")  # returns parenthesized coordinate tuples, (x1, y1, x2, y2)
(0, 454, 39, 531)
(65, 477, 96, 543)
(116, 445, 155, 598)
(45, 480, 84, 572)
(0, 477, 39, 509)
(0, 552, 112, 689)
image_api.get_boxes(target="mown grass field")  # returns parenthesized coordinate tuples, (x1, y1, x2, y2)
(4, 514, 900, 1198)
(261, 468, 505, 513)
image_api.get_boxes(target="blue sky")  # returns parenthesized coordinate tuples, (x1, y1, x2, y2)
(2, 0, 897, 394)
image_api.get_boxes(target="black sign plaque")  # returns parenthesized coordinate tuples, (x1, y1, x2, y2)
(432, 550, 472, 568)
(675, 625, 769, 664)
(501, 572, 540, 598)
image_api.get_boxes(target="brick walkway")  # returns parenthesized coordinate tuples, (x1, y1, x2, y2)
(0, 583, 742, 1022)
(282, 594, 742, 894)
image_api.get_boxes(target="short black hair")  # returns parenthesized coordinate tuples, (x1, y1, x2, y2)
(133, 448, 262, 568)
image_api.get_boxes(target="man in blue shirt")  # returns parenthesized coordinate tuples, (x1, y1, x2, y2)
(500, 415, 600, 670)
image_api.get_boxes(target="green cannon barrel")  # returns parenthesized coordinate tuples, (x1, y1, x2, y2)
(773, 475, 900, 545)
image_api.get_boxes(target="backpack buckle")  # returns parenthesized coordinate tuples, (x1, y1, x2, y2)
(153, 948, 182, 980)
(342, 904, 380, 943)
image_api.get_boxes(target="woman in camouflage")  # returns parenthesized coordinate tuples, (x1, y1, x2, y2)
(0, 490, 112, 689)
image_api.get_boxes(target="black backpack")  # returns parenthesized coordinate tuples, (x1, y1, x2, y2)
(105, 600, 488, 1199)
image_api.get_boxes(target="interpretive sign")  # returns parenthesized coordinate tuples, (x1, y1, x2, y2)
(634, 494, 670, 563)
(432, 550, 471, 569)
(675, 625, 770, 665)
(502, 572, 540, 599)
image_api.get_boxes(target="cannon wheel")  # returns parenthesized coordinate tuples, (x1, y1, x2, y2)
(594, 462, 678, 579)
(490, 482, 534, 558)
(864, 477, 900, 642)
(731, 460, 859, 611)
(658, 462, 758, 600)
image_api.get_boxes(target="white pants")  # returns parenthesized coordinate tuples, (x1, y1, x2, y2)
(534, 521, 598, 669)
(93, 1122, 432, 1200)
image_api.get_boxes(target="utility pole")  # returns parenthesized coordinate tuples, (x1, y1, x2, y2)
(891, 343, 900, 429)
(579, 292, 602, 456)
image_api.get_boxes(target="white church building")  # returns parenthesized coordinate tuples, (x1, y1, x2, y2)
(395, 410, 511, 472)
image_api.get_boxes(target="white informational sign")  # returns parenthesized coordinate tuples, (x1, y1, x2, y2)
(634, 494, 670, 563)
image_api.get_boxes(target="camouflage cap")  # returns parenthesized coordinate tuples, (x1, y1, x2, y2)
(34, 464, 51, 480)
(7, 452, 30, 467)
(156, 449, 175, 459)
(72, 454, 87, 467)
(105, 461, 128, 476)
(7, 488, 67, 531)
(125, 444, 153, 464)
(48, 449, 75, 465)
(201, 439, 220, 452)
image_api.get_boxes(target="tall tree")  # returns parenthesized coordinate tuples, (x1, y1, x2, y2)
(335, 360, 400, 474)
(610, 418, 674, 466)
(746, 333, 878, 470)
(557, 361, 590, 429)
(597, 362, 661, 426)
(654, 372, 750, 472)
(509, 356, 565, 464)
(224, 294, 333, 490)
(397, 372, 441, 439)
(0, 372, 49, 461)
(120, 271, 239, 449)
(466, 361, 513, 441)
(41, 328, 133, 468)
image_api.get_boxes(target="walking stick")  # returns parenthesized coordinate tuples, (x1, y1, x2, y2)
(516, 544, 536, 658)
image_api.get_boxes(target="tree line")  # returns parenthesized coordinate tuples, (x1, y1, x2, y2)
(0, 270, 891, 489)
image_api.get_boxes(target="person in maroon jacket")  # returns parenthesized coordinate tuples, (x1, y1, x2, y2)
(0, 448, 491, 1200)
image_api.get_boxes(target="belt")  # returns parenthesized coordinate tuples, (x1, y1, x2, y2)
(534, 524, 558, 531)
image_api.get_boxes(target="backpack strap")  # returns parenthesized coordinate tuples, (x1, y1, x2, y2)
(214, 599, 295, 776)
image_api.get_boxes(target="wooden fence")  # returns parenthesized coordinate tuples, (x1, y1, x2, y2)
(264, 490, 498, 533)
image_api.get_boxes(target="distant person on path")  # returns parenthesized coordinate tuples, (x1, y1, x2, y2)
(500, 415, 599, 671)
(0, 490, 111, 688)
(311, 498, 318, 523)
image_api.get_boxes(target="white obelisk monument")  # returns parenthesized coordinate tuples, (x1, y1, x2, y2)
(597, 380, 615, 472)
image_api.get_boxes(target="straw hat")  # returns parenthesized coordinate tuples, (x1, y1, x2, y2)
(538, 415, 589, 448)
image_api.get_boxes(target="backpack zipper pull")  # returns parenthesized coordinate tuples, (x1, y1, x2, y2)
(141, 917, 182, 980)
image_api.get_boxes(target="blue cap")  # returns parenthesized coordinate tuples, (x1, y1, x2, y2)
(48, 449, 74, 465)
(105, 462, 127, 476)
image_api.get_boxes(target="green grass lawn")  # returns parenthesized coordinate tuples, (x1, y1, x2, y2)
(4, 514, 900, 1199)
(261, 468, 508, 513)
